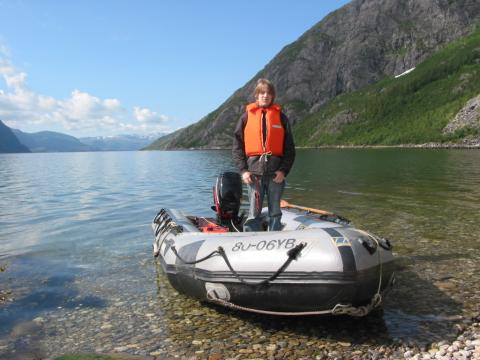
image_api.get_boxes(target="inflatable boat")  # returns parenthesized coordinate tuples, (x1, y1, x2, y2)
(152, 172, 395, 316)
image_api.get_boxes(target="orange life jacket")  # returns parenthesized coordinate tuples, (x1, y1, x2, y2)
(244, 102, 285, 157)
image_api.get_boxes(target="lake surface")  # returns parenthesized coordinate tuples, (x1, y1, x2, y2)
(0, 149, 479, 358)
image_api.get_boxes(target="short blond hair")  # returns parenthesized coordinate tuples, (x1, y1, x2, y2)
(254, 78, 276, 101)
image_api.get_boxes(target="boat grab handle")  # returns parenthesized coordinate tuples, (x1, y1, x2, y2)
(170, 246, 222, 265)
(167, 242, 307, 286)
(216, 242, 307, 287)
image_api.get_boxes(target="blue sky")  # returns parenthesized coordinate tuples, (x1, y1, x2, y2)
(0, 0, 350, 137)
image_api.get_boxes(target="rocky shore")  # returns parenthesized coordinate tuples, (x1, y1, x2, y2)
(55, 318, 480, 360)
(1, 262, 479, 360)
(299, 137, 480, 150)
(82, 318, 480, 360)
(30, 310, 480, 360)
(417, 321, 480, 360)
(177, 137, 480, 151)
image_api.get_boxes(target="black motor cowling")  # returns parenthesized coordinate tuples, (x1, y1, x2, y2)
(213, 172, 242, 223)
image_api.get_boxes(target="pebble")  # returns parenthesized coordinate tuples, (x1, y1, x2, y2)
(208, 354, 222, 360)
(266, 344, 277, 352)
(238, 348, 252, 354)
(32, 317, 45, 324)
(114, 346, 129, 352)
(1, 255, 480, 360)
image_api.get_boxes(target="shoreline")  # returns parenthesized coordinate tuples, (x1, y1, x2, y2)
(297, 142, 480, 149)
(148, 139, 480, 151)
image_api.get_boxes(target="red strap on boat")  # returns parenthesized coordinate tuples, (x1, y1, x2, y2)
(197, 217, 229, 233)
(200, 224, 229, 233)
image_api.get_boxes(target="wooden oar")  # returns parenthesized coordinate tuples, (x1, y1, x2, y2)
(280, 199, 351, 224)
(280, 200, 336, 216)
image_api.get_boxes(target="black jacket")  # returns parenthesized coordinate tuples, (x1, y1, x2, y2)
(232, 110, 295, 176)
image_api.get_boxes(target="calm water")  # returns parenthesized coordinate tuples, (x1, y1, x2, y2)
(0, 149, 479, 357)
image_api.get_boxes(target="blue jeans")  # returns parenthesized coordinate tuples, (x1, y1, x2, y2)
(243, 174, 285, 232)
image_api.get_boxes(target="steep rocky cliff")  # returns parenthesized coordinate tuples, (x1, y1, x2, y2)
(146, 0, 480, 149)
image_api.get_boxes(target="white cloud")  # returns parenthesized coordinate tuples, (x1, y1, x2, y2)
(0, 46, 172, 136)
(4, 71, 27, 89)
(133, 106, 168, 123)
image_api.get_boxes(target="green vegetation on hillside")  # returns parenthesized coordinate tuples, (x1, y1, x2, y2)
(294, 28, 480, 146)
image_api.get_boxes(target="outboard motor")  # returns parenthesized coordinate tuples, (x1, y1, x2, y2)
(213, 172, 243, 226)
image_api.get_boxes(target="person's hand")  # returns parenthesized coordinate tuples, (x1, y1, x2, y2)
(273, 170, 285, 184)
(242, 171, 253, 184)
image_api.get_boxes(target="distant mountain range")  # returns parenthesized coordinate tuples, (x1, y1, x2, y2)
(145, 0, 480, 149)
(0, 121, 166, 153)
(0, 120, 30, 153)
(12, 129, 92, 152)
(79, 134, 163, 151)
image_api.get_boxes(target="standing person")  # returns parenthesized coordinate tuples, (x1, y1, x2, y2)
(232, 78, 296, 231)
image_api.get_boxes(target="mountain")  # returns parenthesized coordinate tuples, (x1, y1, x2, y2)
(12, 129, 92, 152)
(79, 134, 165, 151)
(145, 0, 480, 150)
(0, 120, 30, 153)
(9, 127, 166, 152)
(294, 28, 480, 145)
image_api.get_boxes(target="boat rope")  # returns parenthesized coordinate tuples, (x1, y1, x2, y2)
(170, 246, 222, 265)
(230, 218, 241, 232)
(153, 208, 167, 224)
(358, 230, 383, 295)
(153, 226, 172, 257)
(153, 209, 184, 257)
(216, 243, 306, 286)
(206, 293, 379, 317)
(155, 218, 183, 238)
(168, 242, 306, 286)
(206, 232, 388, 317)
(329, 230, 385, 316)
(155, 218, 171, 237)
